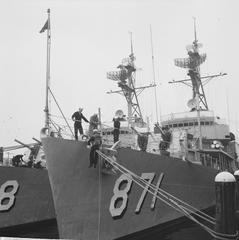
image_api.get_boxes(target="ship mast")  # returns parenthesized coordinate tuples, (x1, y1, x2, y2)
(107, 32, 155, 126)
(40, 9, 51, 129)
(127, 31, 135, 123)
(150, 25, 159, 124)
(169, 19, 227, 149)
(173, 19, 208, 111)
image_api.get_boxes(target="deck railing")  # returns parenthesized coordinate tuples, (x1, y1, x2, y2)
(161, 111, 227, 125)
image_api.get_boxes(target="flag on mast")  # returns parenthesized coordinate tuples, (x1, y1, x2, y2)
(39, 19, 50, 33)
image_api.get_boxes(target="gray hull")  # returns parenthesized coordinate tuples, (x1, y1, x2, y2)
(43, 137, 217, 239)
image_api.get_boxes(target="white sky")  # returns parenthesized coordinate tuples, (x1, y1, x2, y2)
(1, 0, 239, 148)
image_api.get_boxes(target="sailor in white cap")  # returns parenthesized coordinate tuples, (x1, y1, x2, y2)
(72, 107, 89, 140)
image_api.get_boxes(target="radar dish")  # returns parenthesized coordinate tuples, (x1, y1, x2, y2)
(186, 45, 194, 52)
(196, 43, 203, 48)
(115, 109, 124, 118)
(187, 98, 197, 109)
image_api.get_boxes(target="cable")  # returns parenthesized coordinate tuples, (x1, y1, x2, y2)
(97, 150, 238, 240)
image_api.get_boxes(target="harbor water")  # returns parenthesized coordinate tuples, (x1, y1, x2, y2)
(157, 221, 212, 240)
(0, 221, 213, 239)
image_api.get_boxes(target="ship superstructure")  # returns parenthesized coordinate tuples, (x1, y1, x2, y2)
(102, 31, 238, 173)
(159, 21, 237, 171)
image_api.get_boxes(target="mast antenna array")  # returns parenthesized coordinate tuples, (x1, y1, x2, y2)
(171, 19, 227, 111)
(107, 32, 155, 125)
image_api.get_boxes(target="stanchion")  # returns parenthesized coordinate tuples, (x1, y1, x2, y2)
(215, 171, 236, 238)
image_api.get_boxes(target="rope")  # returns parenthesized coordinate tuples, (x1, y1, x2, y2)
(97, 150, 214, 223)
(97, 154, 102, 240)
(48, 87, 74, 137)
(107, 152, 214, 223)
(49, 118, 61, 133)
(96, 150, 238, 240)
(110, 151, 214, 222)
(50, 113, 111, 128)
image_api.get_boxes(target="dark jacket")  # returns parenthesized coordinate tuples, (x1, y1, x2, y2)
(88, 133, 102, 146)
(113, 118, 120, 129)
(72, 111, 89, 125)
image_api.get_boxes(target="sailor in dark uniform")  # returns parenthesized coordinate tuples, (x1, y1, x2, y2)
(72, 108, 89, 140)
(113, 117, 120, 143)
(12, 154, 24, 167)
(87, 129, 102, 168)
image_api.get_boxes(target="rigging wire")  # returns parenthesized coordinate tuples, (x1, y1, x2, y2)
(98, 108, 102, 240)
(97, 150, 238, 240)
(48, 87, 74, 137)
(150, 25, 159, 124)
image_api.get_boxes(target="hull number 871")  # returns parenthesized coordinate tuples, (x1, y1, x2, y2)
(109, 172, 164, 218)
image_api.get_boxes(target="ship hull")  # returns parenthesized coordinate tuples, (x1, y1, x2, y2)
(0, 166, 55, 232)
(43, 137, 218, 240)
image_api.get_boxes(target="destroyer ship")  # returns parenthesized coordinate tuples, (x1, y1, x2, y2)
(0, 142, 56, 238)
(42, 24, 238, 239)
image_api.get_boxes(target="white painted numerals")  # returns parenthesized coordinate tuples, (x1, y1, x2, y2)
(135, 173, 155, 213)
(109, 174, 133, 217)
(0, 180, 19, 211)
(110, 172, 165, 218)
(151, 173, 164, 210)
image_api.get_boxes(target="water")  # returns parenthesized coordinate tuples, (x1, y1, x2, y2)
(158, 221, 212, 240)
(0, 219, 215, 239)
(0, 220, 59, 239)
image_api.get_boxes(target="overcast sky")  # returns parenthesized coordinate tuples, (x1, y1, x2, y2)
(0, 0, 239, 148)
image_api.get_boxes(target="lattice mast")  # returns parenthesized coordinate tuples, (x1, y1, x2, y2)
(170, 20, 227, 149)
(107, 33, 155, 126)
(171, 20, 226, 112)
(174, 19, 208, 110)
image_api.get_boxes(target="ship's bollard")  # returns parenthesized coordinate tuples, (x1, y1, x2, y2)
(215, 171, 236, 238)
(234, 170, 239, 210)
(234, 170, 239, 230)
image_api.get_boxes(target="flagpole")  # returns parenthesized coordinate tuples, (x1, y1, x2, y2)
(44, 8, 51, 129)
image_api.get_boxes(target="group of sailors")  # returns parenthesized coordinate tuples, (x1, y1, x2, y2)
(71, 107, 120, 143)
(7, 108, 172, 170)
(72, 107, 121, 168)
(71, 107, 174, 168)
(10, 153, 44, 169)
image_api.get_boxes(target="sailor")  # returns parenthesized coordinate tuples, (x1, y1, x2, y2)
(137, 133, 149, 151)
(113, 117, 120, 143)
(12, 154, 24, 167)
(87, 129, 102, 168)
(159, 126, 172, 150)
(88, 113, 99, 137)
(72, 108, 89, 140)
(134, 114, 142, 123)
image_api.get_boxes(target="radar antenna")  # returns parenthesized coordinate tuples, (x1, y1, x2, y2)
(107, 32, 155, 126)
(170, 19, 227, 111)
